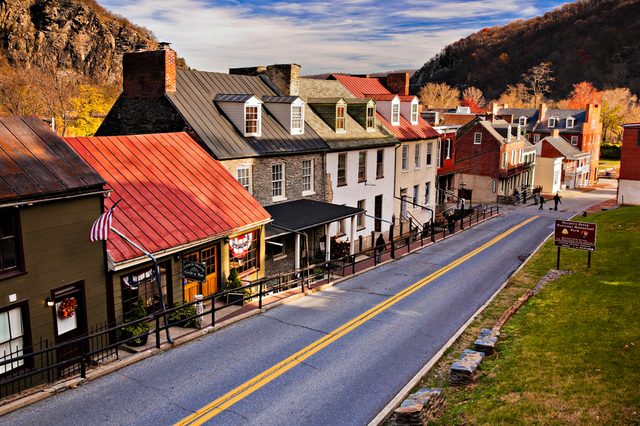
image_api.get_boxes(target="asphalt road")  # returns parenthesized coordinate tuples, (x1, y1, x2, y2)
(3, 187, 614, 426)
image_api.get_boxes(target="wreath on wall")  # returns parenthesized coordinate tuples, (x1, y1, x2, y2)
(57, 297, 78, 320)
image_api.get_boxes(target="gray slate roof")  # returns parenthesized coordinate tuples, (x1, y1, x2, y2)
(214, 94, 255, 102)
(541, 136, 590, 159)
(166, 70, 328, 160)
(495, 108, 538, 131)
(534, 109, 586, 134)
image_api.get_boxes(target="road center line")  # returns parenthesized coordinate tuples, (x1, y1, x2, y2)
(176, 216, 539, 425)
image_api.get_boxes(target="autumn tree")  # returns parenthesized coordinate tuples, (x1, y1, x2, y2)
(565, 81, 602, 109)
(67, 85, 114, 137)
(462, 87, 485, 108)
(522, 62, 554, 105)
(600, 88, 640, 144)
(418, 82, 460, 109)
(495, 84, 532, 108)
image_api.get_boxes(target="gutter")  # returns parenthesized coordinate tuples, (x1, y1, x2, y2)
(0, 189, 110, 209)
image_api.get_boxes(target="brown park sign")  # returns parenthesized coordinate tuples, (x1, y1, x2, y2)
(554, 220, 597, 251)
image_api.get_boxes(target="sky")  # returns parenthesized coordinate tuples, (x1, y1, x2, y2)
(100, 0, 570, 75)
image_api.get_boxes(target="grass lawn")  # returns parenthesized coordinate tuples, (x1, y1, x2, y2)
(599, 159, 620, 170)
(419, 206, 640, 425)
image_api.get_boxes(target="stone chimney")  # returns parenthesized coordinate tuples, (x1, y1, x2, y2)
(266, 64, 301, 96)
(551, 129, 560, 138)
(538, 102, 548, 125)
(385, 72, 410, 96)
(122, 47, 176, 98)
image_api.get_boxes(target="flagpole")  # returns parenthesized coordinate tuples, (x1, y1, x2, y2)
(110, 227, 173, 344)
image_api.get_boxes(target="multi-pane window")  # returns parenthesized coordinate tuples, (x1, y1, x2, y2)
(412, 185, 419, 209)
(337, 153, 347, 186)
(411, 103, 419, 123)
(519, 117, 527, 126)
(511, 150, 516, 165)
(571, 136, 579, 146)
(474, 132, 482, 144)
(548, 117, 557, 128)
(0, 209, 21, 274)
(336, 105, 346, 131)
(358, 152, 367, 183)
(424, 182, 431, 206)
(302, 159, 313, 193)
(245, 106, 259, 135)
(566, 117, 575, 128)
(357, 200, 366, 229)
(272, 164, 284, 198)
(401, 145, 409, 171)
(236, 166, 251, 194)
(366, 105, 375, 129)
(229, 229, 260, 275)
(414, 143, 421, 168)
(291, 105, 303, 133)
(392, 103, 400, 125)
(376, 149, 384, 179)
(533, 134, 541, 143)
(426, 142, 433, 166)
(502, 152, 508, 168)
(0, 306, 25, 374)
(122, 263, 169, 318)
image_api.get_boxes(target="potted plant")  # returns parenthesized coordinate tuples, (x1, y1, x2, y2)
(122, 299, 150, 347)
(224, 268, 246, 306)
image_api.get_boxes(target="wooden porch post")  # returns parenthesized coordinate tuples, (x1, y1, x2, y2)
(349, 216, 356, 256)
(295, 233, 301, 270)
(325, 223, 331, 262)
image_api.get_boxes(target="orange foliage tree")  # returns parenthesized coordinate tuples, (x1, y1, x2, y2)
(566, 81, 602, 109)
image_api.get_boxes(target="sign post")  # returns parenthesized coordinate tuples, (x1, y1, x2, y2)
(554, 220, 597, 269)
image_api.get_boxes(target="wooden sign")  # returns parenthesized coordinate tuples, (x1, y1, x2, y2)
(183, 260, 206, 281)
(554, 220, 597, 251)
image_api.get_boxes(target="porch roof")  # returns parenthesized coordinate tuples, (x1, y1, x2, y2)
(265, 199, 363, 239)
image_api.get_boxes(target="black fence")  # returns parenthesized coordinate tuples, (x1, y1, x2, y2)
(0, 205, 499, 400)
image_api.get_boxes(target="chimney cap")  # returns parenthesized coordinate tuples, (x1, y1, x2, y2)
(158, 41, 172, 50)
(134, 42, 148, 52)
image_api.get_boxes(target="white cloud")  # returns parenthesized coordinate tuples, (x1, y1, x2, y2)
(99, 0, 553, 74)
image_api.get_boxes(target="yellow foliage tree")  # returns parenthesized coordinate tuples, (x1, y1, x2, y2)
(67, 85, 114, 137)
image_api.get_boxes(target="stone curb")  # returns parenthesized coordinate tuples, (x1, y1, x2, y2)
(0, 213, 500, 417)
(368, 224, 552, 426)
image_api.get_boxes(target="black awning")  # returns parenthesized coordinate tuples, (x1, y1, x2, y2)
(265, 199, 363, 239)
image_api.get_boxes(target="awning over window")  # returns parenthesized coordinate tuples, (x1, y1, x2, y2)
(265, 199, 363, 239)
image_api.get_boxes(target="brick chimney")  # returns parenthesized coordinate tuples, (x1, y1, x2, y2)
(122, 46, 176, 98)
(551, 129, 560, 138)
(265, 64, 301, 96)
(385, 72, 410, 96)
(538, 102, 548, 125)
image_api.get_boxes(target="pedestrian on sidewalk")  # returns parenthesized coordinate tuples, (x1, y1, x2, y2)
(539, 195, 546, 210)
(375, 234, 385, 263)
(533, 192, 539, 207)
(553, 193, 562, 211)
(522, 188, 528, 204)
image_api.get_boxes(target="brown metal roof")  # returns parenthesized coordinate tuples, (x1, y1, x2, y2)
(166, 71, 328, 160)
(0, 116, 104, 203)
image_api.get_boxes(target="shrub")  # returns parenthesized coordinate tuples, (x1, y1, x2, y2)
(167, 302, 199, 328)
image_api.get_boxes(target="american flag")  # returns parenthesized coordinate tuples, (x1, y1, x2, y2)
(90, 201, 119, 242)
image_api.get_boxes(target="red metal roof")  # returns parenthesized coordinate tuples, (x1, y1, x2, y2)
(333, 74, 439, 141)
(65, 133, 270, 263)
(365, 94, 398, 101)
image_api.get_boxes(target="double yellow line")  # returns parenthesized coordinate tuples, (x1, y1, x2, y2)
(177, 216, 539, 425)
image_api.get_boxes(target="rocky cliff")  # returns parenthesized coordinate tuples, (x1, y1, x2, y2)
(0, 0, 157, 84)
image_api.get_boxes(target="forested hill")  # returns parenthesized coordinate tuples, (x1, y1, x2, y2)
(411, 0, 640, 99)
(0, 0, 157, 84)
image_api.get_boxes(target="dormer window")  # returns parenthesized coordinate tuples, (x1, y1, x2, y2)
(519, 116, 527, 126)
(291, 105, 303, 134)
(548, 117, 558, 128)
(392, 103, 400, 126)
(336, 105, 346, 132)
(411, 103, 419, 124)
(245, 105, 260, 135)
(566, 117, 575, 129)
(366, 105, 375, 130)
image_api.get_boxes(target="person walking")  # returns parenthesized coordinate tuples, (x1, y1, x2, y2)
(375, 234, 385, 263)
(553, 193, 562, 211)
(533, 191, 539, 207)
(539, 195, 546, 210)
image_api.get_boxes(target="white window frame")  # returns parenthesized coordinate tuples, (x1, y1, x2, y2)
(426, 142, 433, 166)
(291, 104, 304, 135)
(271, 163, 285, 201)
(358, 151, 367, 183)
(424, 182, 431, 207)
(337, 153, 347, 186)
(566, 117, 575, 129)
(474, 132, 482, 144)
(356, 199, 366, 229)
(236, 165, 252, 194)
(492, 180, 497, 193)
(366, 105, 376, 130)
(376, 149, 384, 179)
(511, 150, 516, 165)
(571, 135, 579, 146)
(336, 104, 346, 132)
(410, 102, 419, 124)
(244, 103, 261, 137)
(401, 145, 409, 171)
(548, 117, 557, 128)
(412, 185, 420, 210)
(445, 138, 452, 159)
(0, 306, 25, 374)
(502, 152, 507, 169)
(302, 159, 314, 195)
(391, 101, 400, 126)
(533, 134, 541, 143)
(519, 116, 527, 126)
(414, 143, 421, 169)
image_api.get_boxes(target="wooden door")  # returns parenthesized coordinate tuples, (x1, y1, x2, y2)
(374, 195, 383, 232)
(183, 245, 218, 300)
(52, 282, 87, 376)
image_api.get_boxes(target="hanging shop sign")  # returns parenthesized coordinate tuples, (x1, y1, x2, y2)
(230, 232, 253, 258)
(183, 260, 206, 281)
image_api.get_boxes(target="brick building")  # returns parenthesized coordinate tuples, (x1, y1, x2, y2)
(618, 123, 640, 205)
(455, 119, 536, 203)
(535, 129, 591, 191)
